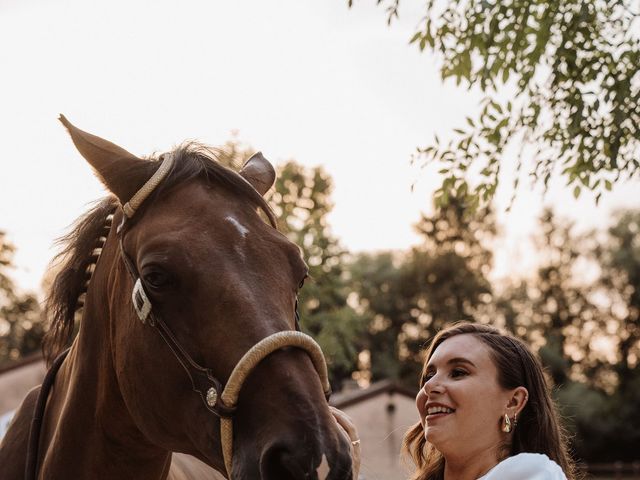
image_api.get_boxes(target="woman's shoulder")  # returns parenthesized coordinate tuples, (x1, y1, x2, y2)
(480, 453, 568, 480)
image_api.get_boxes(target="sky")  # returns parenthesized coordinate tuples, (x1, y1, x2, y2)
(1, 0, 638, 294)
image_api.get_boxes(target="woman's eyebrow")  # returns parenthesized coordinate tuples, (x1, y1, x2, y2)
(447, 357, 476, 367)
(424, 356, 476, 373)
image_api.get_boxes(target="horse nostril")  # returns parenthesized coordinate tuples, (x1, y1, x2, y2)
(259, 441, 353, 480)
(330, 441, 355, 480)
(260, 444, 303, 480)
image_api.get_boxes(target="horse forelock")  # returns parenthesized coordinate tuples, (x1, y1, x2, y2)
(145, 142, 276, 229)
(43, 143, 276, 365)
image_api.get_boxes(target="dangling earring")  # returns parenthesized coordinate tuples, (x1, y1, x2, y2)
(502, 413, 512, 433)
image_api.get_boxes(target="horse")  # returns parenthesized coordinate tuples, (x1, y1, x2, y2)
(0, 116, 355, 479)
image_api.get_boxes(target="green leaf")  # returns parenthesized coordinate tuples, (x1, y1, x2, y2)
(573, 185, 581, 199)
(502, 68, 510, 83)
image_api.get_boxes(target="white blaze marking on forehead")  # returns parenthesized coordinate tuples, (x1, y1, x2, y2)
(225, 215, 250, 238)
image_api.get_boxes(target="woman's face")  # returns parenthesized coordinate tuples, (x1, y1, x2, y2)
(415, 334, 512, 458)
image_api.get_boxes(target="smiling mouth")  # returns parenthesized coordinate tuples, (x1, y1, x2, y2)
(426, 406, 455, 417)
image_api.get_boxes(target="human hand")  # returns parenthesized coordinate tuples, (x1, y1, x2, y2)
(329, 406, 361, 480)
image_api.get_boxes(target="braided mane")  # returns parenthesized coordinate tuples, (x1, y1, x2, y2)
(42, 199, 116, 364)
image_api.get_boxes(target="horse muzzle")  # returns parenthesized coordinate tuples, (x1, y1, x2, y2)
(219, 330, 335, 479)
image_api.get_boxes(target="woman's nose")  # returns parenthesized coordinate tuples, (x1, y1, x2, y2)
(423, 376, 443, 395)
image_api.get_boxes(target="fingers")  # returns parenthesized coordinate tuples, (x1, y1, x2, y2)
(329, 406, 358, 442)
(329, 407, 361, 480)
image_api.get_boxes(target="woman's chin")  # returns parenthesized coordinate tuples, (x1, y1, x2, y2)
(424, 426, 447, 447)
(426, 424, 461, 454)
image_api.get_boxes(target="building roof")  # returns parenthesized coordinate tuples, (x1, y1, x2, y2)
(330, 379, 417, 409)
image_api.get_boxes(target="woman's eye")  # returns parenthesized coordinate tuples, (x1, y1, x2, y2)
(451, 368, 468, 378)
(422, 372, 435, 385)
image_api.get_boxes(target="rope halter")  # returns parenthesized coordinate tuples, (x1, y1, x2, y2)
(118, 153, 331, 479)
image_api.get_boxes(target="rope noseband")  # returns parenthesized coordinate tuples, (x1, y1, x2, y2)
(219, 332, 330, 476)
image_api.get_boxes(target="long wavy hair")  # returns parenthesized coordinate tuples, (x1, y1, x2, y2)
(402, 322, 578, 480)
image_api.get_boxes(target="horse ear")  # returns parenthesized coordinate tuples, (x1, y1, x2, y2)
(58, 114, 150, 204)
(239, 152, 276, 196)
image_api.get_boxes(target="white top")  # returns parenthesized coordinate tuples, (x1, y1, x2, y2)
(478, 453, 567, 480)
(0, 409, 15, 441)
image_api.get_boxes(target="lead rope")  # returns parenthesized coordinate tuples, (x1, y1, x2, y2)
(24, 348, 70, 480)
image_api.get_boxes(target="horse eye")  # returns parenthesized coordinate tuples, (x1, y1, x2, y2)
(298, 274, 308, 289)
(143, 269, 172, 289)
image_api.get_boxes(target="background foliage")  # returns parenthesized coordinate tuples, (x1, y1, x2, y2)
(0, 232, 43, 368)
(357, 0, 640, 207)
(218, 140, 367, 390)
(1, 145, 638, 463)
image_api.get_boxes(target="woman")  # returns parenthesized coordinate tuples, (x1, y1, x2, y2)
(403, 322, 578, 480)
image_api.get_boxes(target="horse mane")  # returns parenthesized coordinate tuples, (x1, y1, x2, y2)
(42, 198, 118, 365)
(43, 142, 277, 364)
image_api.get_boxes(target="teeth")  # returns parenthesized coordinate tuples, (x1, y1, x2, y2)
(427, 406, 454, 415)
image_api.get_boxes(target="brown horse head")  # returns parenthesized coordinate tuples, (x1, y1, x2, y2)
(36, 117, 353, 479)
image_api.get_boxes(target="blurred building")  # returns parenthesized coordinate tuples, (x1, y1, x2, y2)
(331, 380, 418, 480)
(0, 354, 45, 438)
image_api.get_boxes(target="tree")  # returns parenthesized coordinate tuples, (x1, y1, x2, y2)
(356, 0, 640, 206)
(218, 139, 366, 390)
(351, 196, 496, 385)
(349, 251, 417, 382)
(496, 209, 640, 461)
(599, 210, 640, 390)
(584, 210, 640, 461)
(0, 231, 44, 367)
(500, 210, 605, 386)
(271, 160, 366, 390)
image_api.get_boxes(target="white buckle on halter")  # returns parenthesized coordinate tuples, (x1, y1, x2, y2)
(132, 278, 152, 323)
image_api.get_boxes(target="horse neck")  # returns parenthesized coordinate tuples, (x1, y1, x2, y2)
(38, 246, 172, 480)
